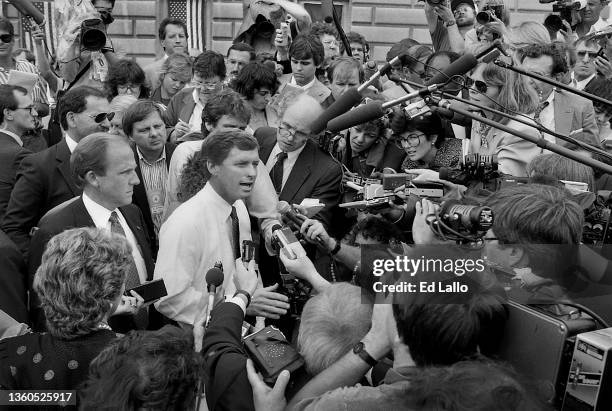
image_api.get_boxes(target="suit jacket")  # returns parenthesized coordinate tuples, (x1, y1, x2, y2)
(278, 74, 333, 109)
(0, 229, 27, 324)
(0, 132, 30, 219)
(203, 302, 254, 411)
(553, 90, 598, 145)
(28, 196, 155, 332)
(132, 142, 176, 256)
(255, 127, 342, 228)
(163, 87, 197, 130)
(1, 139, 79, 256)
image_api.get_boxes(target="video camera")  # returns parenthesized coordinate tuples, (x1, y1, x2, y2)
(542, 0, 587, 29)
(476, 4, 504, 25)
(427, 199, 494, 244)
(439, 153, 500, 189)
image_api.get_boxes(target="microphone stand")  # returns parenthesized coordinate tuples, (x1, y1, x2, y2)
(426, 96, 612, 175)
(494, 59, 612, 108)
(391, 76, 612, 161)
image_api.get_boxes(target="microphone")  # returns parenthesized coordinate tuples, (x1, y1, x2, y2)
(204, 264, 224, 327)
(426, 53, 478, 86)
(277, 201, 328, 249)
(311, 87, 363, 134)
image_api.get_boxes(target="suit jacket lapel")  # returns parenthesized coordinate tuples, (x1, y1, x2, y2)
(121, 206, 154, 280)
(554, 91, 573, 136)
(280, 140, 313, 202)
(56, 140, 79, 196)
(73, 197, 96, 227)
(179, 89, 197, 123)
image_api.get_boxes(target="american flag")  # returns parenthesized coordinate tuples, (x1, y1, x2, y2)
(19, 0, 56, 56)
(168, 0, 206, 53)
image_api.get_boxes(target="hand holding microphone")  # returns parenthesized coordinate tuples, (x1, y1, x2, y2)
(204, 265, 224, 327)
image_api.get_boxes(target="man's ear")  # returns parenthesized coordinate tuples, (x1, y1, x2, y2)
(83, 170, 99, 189)
(66, 111, 77, 129)
(207, 160, 218, 177)
(505, 244, 525, 267)
(3, 108, 13, 122)
(204, 121, 213, 132)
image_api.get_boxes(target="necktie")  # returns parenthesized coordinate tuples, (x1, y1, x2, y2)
(270, 151, 288, 194)
(230, 206, 241, 260)
(109, 211, 147, 329)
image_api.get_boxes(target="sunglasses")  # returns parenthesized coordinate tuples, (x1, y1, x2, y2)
(87, 112, 115, 123)
(466, 77, 489, 93)
(577, 50, 600, 60)
(0, 34, 14, 43)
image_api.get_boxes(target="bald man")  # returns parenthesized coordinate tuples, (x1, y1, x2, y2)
(255, 94, 342, 229)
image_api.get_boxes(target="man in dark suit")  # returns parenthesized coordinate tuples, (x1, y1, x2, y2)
(255, 94, 342, 229)
(0, 84, 38, 219)
(122, 100, 176, 256)
(28, 133, 154, 332)
(1, 86, 110, 256)
(0, 228, 27, 324)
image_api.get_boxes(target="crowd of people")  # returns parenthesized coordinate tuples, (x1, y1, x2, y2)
(1, 0, 612, 409)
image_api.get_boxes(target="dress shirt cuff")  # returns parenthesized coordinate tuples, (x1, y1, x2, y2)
(225, 296, 247, 315)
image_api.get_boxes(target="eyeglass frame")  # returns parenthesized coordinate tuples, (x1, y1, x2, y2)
(116, 84, 142, 93)
(278, 122, 309, 140)
(87, 112, 115, 123)
(192, 80, 224, 91)
(465, 76, 489, 94)
(13, 105, 37, 115)
(0, 34, 14, 44)
(394, 132, 426, 149)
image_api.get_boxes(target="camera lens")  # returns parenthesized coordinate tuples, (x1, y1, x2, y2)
(544, 14, 564, 32)
(476, 11, 492, 25)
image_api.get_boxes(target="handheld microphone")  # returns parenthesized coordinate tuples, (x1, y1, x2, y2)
(204, 263, 224, 327)
(277, 201, 329, 249)
(311, 87, 363, 134)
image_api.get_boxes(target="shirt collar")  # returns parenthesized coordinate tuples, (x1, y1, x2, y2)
(137, 146, 166, 165)
(0, 129, 23, 146)
(271, 140, 307, 162)
(192, 88, 203, 108)
(82, 191, 118, 228)
(572, 72, 596, 90)
(65, 133, 79, 153)
(290, 76, 316, 90)
(195, 181, 235, 219)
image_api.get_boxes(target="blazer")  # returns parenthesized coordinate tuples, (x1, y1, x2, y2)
(255, 127, 342, 229)
(0, 131, 30, 219)
(277, 74, 333, 108)
(132, 142, 176, 256)
(0, 229, 27, 324)
(553, 90, 598, 145)
(28, 196, 155, 332)
(163, 87, 197, 130)
(1, 139, 79, 256)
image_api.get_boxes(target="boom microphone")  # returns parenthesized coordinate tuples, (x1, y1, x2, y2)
(311, 87, 363, 134)
(426, 53, 478, 86)
(327, 101, 386, 133)
(204, 264, 224, 327)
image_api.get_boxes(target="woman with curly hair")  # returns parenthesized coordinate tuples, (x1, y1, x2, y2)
(233, 61, 278, 130)
(105, 59, 151, 99)
(0, 227, 133, 392)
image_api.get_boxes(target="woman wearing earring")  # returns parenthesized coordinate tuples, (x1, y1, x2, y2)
(0, 228, 139, 392)
(466, 61, 542, 177)
(393, 111, 462, 172)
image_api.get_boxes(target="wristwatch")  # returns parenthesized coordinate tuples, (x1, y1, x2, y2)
(233, 290, 252, 306)
(353, 342, 378, 367)
(444, 19, 456, 27)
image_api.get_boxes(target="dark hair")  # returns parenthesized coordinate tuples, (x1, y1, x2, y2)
(58, 86, 107, 130)
(585, 76, 612, 116)
(233, 62, 278, 100)
(105, 59, 150, 99)
(392, 112, 445, 148)
(348, 215, 404, 245)
(193, 51, 226, 80)
(80, 326, 201, 410)
(0, 84, 27, 124)
(309, 21, 339, 39)
(71, 133, 127, 188)
(289, 34, 325, 67)
(392, 273, 508, 367)
(0, 17, 15, 36)
(520, 44, 569, 76)
(158, 17, 188, 41)
(387, 38, 420, 62)
(122, 100, 165, 136)
(227, 42, 256, 61)
(340, 31, 369, 58)
(201, 89, 251, 134)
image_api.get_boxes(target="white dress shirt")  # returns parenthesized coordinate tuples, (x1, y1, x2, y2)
(154, 182, 252, 326)
(65, 133, 79, 153)
(82, 192, 148, 283)
(572, 72, 596, 91)
(188, 88, 204, 132)
(265, 142, 307, 190)
(289, 76, 316, 91)
(0, 129, 23, 146)
(539, 92, 556, 144)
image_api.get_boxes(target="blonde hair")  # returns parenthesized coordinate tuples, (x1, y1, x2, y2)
(481, 62, 539, 121)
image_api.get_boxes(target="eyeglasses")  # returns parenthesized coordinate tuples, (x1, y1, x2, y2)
(117, 84, 141, 93)
(193, 80, 223, 91)
(87, 112, 114, 123)
(465, 77, 489, 94)
(14, 105, 36, 114)
(0, 34, 14, 44)
(577, 50, 599, 60)
(278, 123, 308, 139)
(322, 39, 339, 48)
(394, 133, 424, 149)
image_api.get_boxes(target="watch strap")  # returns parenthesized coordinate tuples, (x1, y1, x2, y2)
(233, 290, 252, 306)
(353, 342, 377, 367)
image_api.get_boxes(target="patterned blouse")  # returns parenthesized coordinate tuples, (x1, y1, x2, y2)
(402, 138, 462, 171)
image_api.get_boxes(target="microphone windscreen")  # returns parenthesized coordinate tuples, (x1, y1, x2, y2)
(426, 53, 478, 86)
(205, 267, 224, 287)
(327, 101, 385, 133)
(310, 87, 363, 134)
(277, 200, 293, 215)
